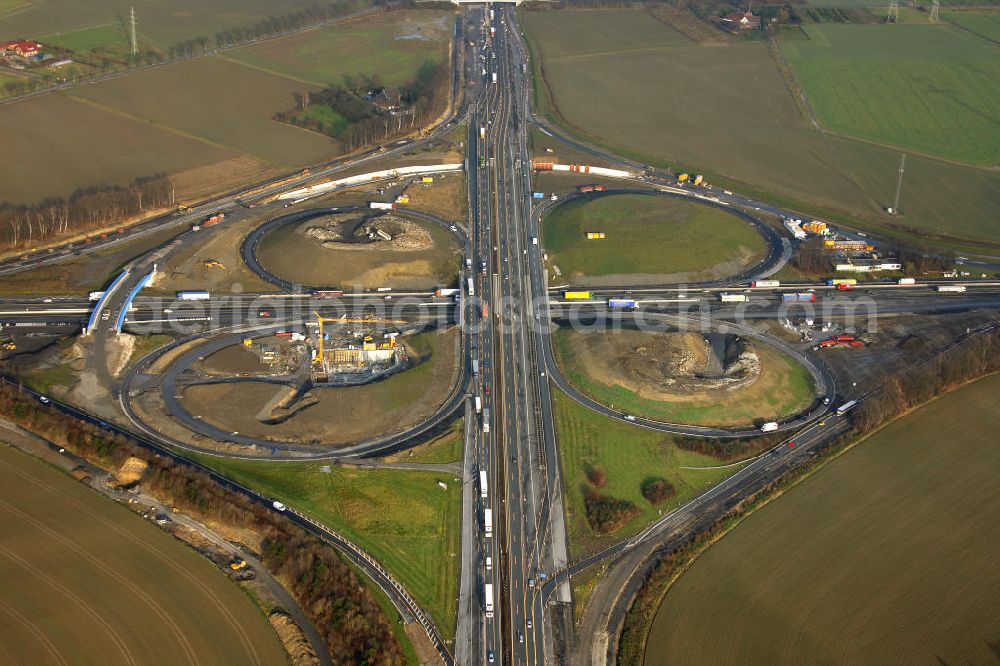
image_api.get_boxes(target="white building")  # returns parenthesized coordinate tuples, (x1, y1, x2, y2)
(834, 261, 902, 273)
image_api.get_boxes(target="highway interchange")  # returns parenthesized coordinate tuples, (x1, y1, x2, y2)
(2, 4, 1000, 666)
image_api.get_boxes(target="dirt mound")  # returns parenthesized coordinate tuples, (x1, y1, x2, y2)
(112, 456, 148, 487)
(303, 214, 432, 252)
(572, 329, 761, 401)
(268, 612, 320, 666)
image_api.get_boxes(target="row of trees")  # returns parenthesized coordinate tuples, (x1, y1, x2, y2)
(853, 327, 1000, 434)
(674, 432, 781, 461)
(0, 384, 406, 665)
(0, 174, 174, 249)
(212, 1, 360, 49)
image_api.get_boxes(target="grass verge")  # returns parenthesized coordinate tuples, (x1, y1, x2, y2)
(553, 389, 735, 558)
(188, 455, 462, 642)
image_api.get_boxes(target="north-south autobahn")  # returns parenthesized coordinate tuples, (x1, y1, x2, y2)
(469, 6, 560, 665)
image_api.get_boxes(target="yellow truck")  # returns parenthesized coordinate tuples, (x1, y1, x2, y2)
(563, 291, 593, 300)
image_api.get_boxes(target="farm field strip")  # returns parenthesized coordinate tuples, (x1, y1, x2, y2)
(943, 10, 1000, 43)
(0, 0, 355, 47)
(522, 9, 1000, 245)
(780, 24, 1000, 166)
(644, 374, 1000, 665)
(0, 444, 285, 665)
(222, 9, 453, 88)
(0, 92, 235, 204)
(0, 6, 455, 204)
(68, 56, 336, 168)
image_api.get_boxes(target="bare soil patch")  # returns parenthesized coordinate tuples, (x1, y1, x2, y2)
(177, 328, 459, 447)
(257, 212, 461, 290)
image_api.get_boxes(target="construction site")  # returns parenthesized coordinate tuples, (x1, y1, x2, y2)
(309, 312, 410, 385)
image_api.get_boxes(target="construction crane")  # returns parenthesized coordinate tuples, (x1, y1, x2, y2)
(313, 312, 406, 363)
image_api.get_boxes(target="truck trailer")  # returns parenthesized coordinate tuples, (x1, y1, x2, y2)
(369, 202, 395, 210)
(563, 291, 592, 300)
(483, 407, 490, 434)
(176, 291, 210, 301)
(720, 293, 748, 303)
(608, 298, 638, 309)
(751, 280, 780, 288)
(781, 293, 817, 302)
(479, 470, 488, 499)
(937, 285, 967, 293)
(836, 400, 858, 416)
(484, 508, 493, 536)
(484, 583, 494, 618)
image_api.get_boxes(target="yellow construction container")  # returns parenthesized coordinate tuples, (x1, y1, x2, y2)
(421, 176, 434, 184)
(824, 239, 836, 247)
(804, 221, 827, 234)
(585, 232, 606, 240)
(693, 174, 703, 186)
(678, 173, 689, 182)
(242, 338, 253, 347)
(395, 194, 410, 204)
(564, 291, 592, 300)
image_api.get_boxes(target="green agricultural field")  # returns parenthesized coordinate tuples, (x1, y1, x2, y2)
(0, 445, 285, 665)
(781, 24, 1000, 165)
(0, 0, 26, 16)
(553, 391, 735, 557)
(644, 374, 1000, 665)
(224, 9, 453, 88)
(192, 455, 462, 641)
(944, 10, 1000, 42)
(69, 56, 335, 168)
(552, 328, 815, 427)
(0, 0, 359, 48)
(517, 9, 689, 60)
(0, 92, 234, 204)
(0, 70, 28, 97)
(522, 9, 1000, 247)
(542, 194, 764, 282)
(41, 23, 127, 53)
